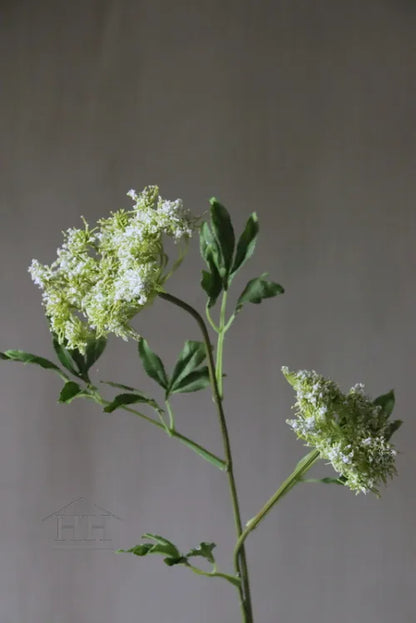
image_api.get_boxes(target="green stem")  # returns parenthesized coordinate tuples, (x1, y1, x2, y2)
(158, 291, 253, 623)
(234, 449, 320, 569)
(165, 399, 175, 432)
(185, 563, 241, 588)
(215, 291, 228, 396)
(88, 389, 226, 471)
(206, 303, 220, 333)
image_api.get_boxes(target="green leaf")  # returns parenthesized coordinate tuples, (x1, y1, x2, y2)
(186, 542, 216, 564)
(200, 222, 223, 306)
(236, 273, 284, 313)
(119, 534, 184, 566)
(385, 419, 402, 441)
(85, 336, 107, 370)
(53, 335, 107, 378)
(68, 348, 87, 375)
(104, 392, 161, 414)
(1, 350, 68, 381)
(53, 337, 80, 377)
(138, 338, 169, 389)
(118, 543, 153, 556)
(301, 476, 346, 486)
(231, 212, 259, 277)
(200, 222, 221, 271)
(100, 380, 138, 392)
(373, 390, 395, 418)
(141, 534, 181, 559)
(59, 381, 85, 403)
(209, 198, 235, 283)
(201, 266, 222, 308)
(169, 341, 207, 393)
(170, 368, 211, 394)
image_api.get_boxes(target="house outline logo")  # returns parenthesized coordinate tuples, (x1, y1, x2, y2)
(42, 497, 123, 549)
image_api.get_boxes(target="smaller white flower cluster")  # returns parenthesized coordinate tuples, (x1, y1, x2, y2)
(29, 186, 197, 352)
(282, 367, 400, 495)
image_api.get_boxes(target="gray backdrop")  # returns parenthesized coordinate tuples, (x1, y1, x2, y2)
(1, 1, 415, 622)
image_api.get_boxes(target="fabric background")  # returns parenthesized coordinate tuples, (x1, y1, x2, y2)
(1, 1, 415, 622)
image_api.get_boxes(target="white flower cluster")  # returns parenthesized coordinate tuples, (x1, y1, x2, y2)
(282, 367, 400, 495)
(29, 186, 197, 352)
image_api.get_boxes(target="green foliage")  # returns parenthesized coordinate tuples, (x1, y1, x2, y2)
(118, 534, 184, 566)
(59, 381, 86, 403)
(301, 476, 347, 486)
(200, 222, 223, 307)
(231, 212, 259, 277)
(119, 534, 219, 570)
(104, 392, 162, 414)
(100, 380, 138, 392)
(138, 338, 169, 390)
(53, 334, 107, 381)
(168, 341, 210, 394)
(85, 336, 107, 370)
(373, 390, 395, 418)
(236, 273, 284, 313)
(170, 368, 211, 394)
(186, 541, 216, 564)
(199, 200, 282, 315)
(138, 338, 211, 397)
(373, 390, 402, 441)
(0, 349, 69, 381)
(210, 197, 235, 282)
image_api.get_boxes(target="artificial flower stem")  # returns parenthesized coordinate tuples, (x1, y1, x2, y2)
(205, 303, 220, 333)
(165, 399, 176, 432)
(158, 291, 254, 623)
(233, 449, 320, 569)
(216, 291, 228, 397)
(185, 562, 241, 588)
(88, 389, 226, 470)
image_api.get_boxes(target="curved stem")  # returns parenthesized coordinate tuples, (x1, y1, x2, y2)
(185, 562, 241, 588)
(234, 449, 320, 569)
(88, 389, 226, 471)
(165, 399, 176, 432)
(158, 291, 253, 623)
(206, 303, 220, 333)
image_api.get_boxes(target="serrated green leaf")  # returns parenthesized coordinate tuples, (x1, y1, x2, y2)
(59, 381, 85, 403)
(210, 198, 235, 283)
(1, 350, 69, 381)
(169, 341, 207, 394)
(85, 336, 107, 370)
(236, 273, 284, 313)
(186, 542, 216, 564)
(231, 212, 259, 277)
(373, 390, 395, 418)
(138, 338, 169, 389)
(103, 392, 161, 414)
(53, 337, 80, 377)
(170, 368, 211, 394)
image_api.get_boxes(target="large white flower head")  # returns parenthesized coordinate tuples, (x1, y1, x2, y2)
(282, 367, 401, 495)
(29, 186, 197, 352)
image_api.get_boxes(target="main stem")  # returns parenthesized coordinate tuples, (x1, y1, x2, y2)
(158, 291, 254, 623)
